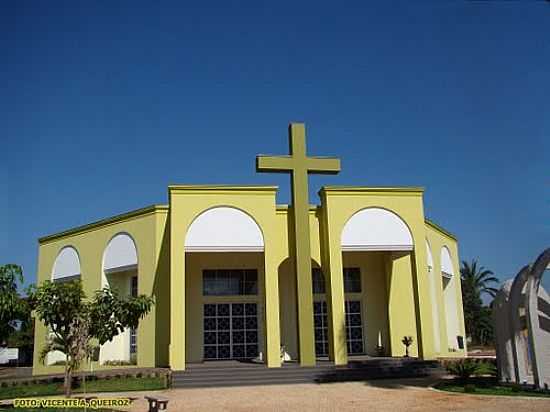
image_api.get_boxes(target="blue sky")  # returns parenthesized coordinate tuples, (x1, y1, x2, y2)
(2, 2, 549, 296)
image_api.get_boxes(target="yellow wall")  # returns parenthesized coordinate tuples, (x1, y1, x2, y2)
(319, 187, 435, 360)
(33, 206, 170, 375)
(168, 186, 283, 369)
(425, 222, 467, 357)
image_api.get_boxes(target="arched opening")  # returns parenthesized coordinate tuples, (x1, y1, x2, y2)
(99, 233, 138, 365)
(47, 246, 82, 365)
(277, 258, 322, 361)
(441, 246, 459, 351)
(184, 207, 265, 363)
(339, 208, 415, 357)
(51, 246, 81, 282)
(426, 240, 441, 354)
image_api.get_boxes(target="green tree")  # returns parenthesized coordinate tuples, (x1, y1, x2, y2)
(29, 280, 154, 397)
(0, 264, 26, 344)
(460, 259, 499, 345)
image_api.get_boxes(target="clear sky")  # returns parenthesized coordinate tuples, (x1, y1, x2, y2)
(2, 2, 549, 295)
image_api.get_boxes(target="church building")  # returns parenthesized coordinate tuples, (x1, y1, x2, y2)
(32, 123, 466, 375)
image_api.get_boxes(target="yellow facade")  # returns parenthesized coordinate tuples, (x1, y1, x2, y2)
(32, 185, 466, 375)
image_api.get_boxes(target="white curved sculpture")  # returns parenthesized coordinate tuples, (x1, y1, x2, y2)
(341, 208, 413, 251)
(495, 248, 550, 389)
(185, 207, 264, 252)
(51, 246, 81, 281)
(103, 233, 138, 273)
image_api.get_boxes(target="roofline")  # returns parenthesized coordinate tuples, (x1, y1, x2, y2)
(319, 186, 424, 195)
(169, 184, 278, 192)
(276, 204, 320, 212)
(425, 218, 457, 241)
(38, 204, 169, 244)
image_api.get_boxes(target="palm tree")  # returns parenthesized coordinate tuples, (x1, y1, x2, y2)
(460, 259, 499, 299)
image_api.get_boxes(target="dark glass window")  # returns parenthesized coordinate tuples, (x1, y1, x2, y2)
(131, 276, 138, 297)
(312, 268, 325, 294)
(203, 269, 258, 296)
(343, 268, 361, 293)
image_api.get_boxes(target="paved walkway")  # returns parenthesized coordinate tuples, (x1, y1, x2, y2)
(100, 378, 550, 412)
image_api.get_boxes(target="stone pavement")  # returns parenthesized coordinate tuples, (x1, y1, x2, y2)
(100, 377, 550, 412)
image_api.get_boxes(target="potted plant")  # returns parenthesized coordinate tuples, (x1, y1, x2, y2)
(401, 336, 413, 357)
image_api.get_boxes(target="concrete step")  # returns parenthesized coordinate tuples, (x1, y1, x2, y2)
(171, 359, 444, 388)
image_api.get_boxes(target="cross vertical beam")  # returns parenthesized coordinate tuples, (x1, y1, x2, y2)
(257, 123, 340, 366)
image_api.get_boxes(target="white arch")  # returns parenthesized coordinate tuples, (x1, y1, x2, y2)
(441, 246, 454, 278)
(441, 246, 459, 350)
(426, 240, 434, 270)
(103, 233, 138, 274)
(426, 240, 441, 353)
(185, 207, 264, 252)
(51, 246, 81, 280)
(341, 208, 413, 251)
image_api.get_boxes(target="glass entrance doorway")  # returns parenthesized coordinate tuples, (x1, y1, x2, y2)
(314, 300, 364, 357)
(203, 303, 259, 360)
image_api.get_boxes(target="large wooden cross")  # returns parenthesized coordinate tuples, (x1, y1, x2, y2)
(257, 123, 340, 365)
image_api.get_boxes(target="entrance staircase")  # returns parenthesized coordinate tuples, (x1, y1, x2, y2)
(171, 358, 444, 388)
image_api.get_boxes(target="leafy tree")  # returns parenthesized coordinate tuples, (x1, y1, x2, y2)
(0, 264, 26, 344)
(29, 280, 154, 397)
(460, 259, 499, 345)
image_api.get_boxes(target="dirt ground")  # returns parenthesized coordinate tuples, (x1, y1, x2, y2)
(108, 378, 550, 412)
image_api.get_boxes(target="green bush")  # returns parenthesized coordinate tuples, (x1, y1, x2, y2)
(464, 384, 476, 393)
(446, 359, 485, 383)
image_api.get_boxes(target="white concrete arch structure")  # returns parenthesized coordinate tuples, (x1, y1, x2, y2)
(185, 206, 264, 252)
(426, 240, 441, 354)
(47, 246, 81, 364)
(100, 233, 139, 365)
(441, 246, 459, 350)
(341, 208, 413, 251)
(51, 246, 81, 281)
(103, 233, 138, 274)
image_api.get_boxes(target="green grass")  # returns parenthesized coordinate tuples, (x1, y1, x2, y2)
(0, 376, 166, 400)
(436, 378, 550, 398)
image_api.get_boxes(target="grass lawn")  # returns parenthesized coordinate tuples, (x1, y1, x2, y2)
(435, 377, 550, 398)
(0, 376, 166, 400)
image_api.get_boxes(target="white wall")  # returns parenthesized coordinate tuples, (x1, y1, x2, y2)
(341, 208, 413, 251)
(426, 241, 441, 354)
(51, 246, 80, 280)
(441, 247, 459, 350)
(185, 207, 264, 252)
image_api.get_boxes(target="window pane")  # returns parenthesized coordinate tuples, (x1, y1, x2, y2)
(203, 269, 258, 296)
(312, 268, 325, 294)
(343, 267, 361, 293)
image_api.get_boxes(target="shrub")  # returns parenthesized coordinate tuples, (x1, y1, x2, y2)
(464, 384, 476, 393)
(103, 359, 133, 366)
(446, 359, 484, 383)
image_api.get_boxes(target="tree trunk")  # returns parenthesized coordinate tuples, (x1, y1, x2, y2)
(64, 360, 72, 397)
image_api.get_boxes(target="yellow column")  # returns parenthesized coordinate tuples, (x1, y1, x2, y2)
(411, 245, 437, 360)
(169, 211, 186, 370)
(264, 244, 282, 368)
(385, 252, 419, 357)
(320, 203, 347, 365)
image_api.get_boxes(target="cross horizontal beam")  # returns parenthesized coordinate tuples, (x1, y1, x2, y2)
(256, 155, 341, 174)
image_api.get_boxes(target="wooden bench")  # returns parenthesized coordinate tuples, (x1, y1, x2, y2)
(145, 395, 169, 412)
